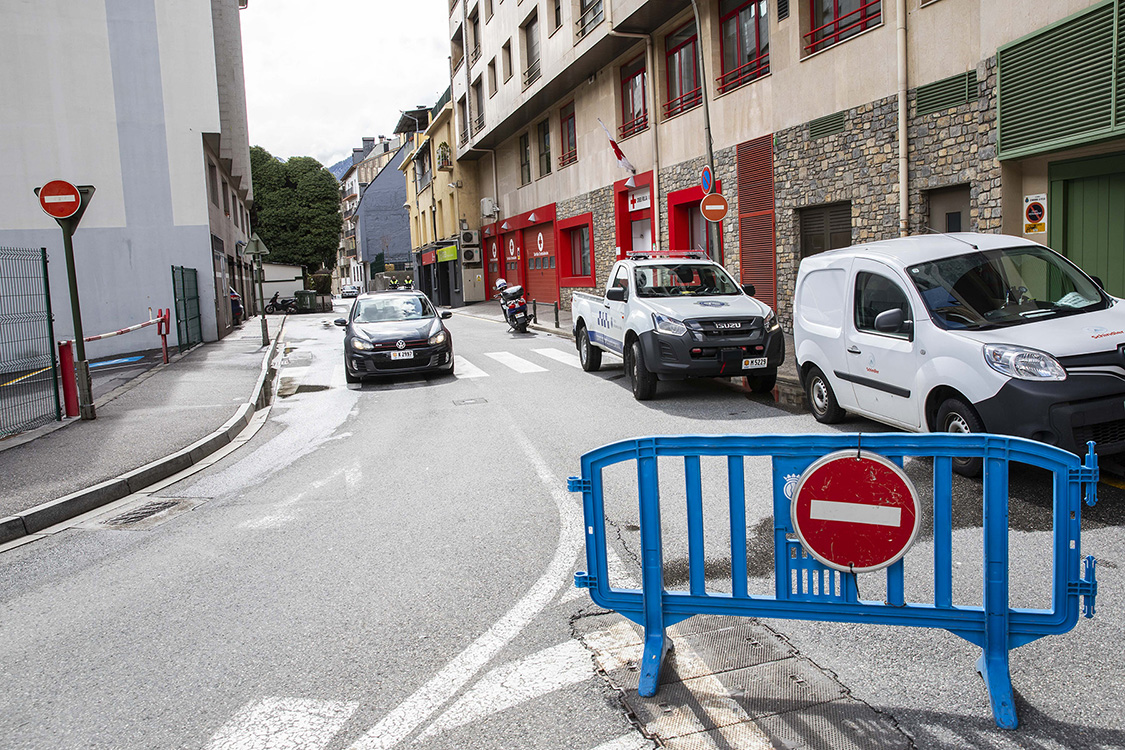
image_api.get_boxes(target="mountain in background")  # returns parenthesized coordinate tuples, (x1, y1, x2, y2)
(327, 155, 351, 181)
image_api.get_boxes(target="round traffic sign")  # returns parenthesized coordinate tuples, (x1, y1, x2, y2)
(701, 165, 714, 194)
(791, 450, 921, 573)
(1025, 201, 1045, 223)
(39, 180, 82, 220)
(700, 192, 728, 223)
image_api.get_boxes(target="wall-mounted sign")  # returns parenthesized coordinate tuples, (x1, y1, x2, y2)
(627, 187, 650, 212)
(437, 245, 458, 263)
(1024, 194, 1047, 234)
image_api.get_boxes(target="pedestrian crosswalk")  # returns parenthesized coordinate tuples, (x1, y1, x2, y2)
(455, 346, 583, 378)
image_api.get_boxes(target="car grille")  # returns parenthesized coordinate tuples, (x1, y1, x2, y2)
(687, 318, 762, 340)
(368, 338, 428, 351)
(1073, 419, 1125, 451)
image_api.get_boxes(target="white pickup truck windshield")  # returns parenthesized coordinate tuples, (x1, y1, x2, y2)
(634, 263, 741, 297)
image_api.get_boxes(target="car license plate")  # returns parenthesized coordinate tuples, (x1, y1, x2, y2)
(390, 350, 414, 360)
(742, 357, 767, 369)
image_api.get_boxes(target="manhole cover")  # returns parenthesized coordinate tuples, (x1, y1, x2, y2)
(454, 398, 488, 405)
(105, 500, 180, 526)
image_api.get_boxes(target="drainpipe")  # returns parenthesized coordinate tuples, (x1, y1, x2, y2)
(690, 0, 720, 261)
(606, 2, 662, 252)
(897, 0, 909, 236)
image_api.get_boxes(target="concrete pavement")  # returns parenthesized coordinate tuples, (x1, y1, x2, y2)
(0, 317, 284, 544)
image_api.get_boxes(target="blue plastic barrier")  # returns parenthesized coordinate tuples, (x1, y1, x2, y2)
(569, 433, 1099, 730)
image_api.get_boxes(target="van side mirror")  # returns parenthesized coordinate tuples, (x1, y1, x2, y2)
(606, 287, 626, 302)
(874, 308, 912, 336)
(742, 284, 756, 297)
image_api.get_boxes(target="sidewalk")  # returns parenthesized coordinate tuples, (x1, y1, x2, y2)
(450, 300, 805, 405)
(0, 318, 282, 544)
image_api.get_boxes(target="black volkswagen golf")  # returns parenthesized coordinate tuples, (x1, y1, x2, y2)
(335, 291, 454, 382)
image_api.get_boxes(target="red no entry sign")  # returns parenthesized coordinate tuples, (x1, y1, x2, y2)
(38, 180, 82, 220)
(791, 450, 921, 573)
(700, 192, 728, 223)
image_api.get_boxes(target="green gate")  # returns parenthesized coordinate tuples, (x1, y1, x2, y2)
(1049, 152, 1125, 297)
(171, 265, 203, 353)
(0, 247, 60, 436)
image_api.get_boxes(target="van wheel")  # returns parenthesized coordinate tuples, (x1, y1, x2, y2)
(937, 398, 984, 477)
(744, 368, 777, 394)
(805, 366, 844, 424)
(629, 339, 657, 401)
(578, 324, 601, 372)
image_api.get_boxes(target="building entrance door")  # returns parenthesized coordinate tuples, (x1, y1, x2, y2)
(1050, 153, 1125, 297)
(522, 223, 558, 305)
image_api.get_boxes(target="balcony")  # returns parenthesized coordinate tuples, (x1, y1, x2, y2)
(459, 124, 470, 147)
(522, 59, 541, 89)
(717, 53, 769, 94)
(576, 1, 604, 39)
(469, 44, 481, 67)
(436, 143, 453, 171)
(804, 0, 881, 54)
(619, 111, 648, 139)
(663, 86, 701, 119)
(471, 111, 485, 135)
(558, 149, 578, 169)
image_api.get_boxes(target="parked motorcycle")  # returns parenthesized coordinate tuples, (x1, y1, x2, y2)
(494, 278, 530, 333)
(265, 291, 298, 314)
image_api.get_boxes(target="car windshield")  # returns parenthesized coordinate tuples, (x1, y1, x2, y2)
(908, 245, 1109, 330)
(635, 263, 742, 297)
(354, 296, 434, 323)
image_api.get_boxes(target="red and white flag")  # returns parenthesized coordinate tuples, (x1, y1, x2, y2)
(598, 119, 636, 175)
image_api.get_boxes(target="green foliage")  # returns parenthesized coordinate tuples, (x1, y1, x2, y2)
(249, 146, 342, 271)
(309, 271, 333, 294)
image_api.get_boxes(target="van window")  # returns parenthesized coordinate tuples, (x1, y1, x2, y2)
(854, 273, 911, 335)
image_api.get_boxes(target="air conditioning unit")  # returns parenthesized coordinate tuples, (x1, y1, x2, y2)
(480, 197, 498, 217)
(462, 246, 481, 264)
(461, 229, 481, 246)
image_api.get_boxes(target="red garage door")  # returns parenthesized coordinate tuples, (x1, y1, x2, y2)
(485, 236, 503, 293)
(522, 222, 558, 305)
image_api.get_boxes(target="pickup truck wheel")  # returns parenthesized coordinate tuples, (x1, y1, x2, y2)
(629, 339, 657, 401)
(744, 368, 777, 394)
(936, 397, 984, 477)
(578, 325, 602, 372)
(806, 366, 844, 424)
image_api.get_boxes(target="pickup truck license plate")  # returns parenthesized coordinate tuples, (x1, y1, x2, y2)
(390, 350, 414, 360)
(742, 357, 767, 369)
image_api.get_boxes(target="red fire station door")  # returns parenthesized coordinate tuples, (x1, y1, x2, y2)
(501, 231, 523, 289)
(485, 235, 503, 293)
(522, 223, 558, 305)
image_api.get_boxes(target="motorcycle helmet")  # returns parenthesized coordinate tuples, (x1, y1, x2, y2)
(494, 278, 508, 291)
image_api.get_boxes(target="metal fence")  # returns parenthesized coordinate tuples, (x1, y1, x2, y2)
(0, 247, 60, 436)
(171, 265, 202, 353)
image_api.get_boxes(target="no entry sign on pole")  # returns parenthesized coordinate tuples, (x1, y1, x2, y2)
(38, 180, 82, 220)
(700, 192, 728, 223)
(791, 449, 921, 573)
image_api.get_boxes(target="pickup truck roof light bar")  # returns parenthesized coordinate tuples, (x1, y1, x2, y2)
(626, 250, 708, 260)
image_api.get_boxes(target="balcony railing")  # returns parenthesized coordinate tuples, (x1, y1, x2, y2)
(804, 0, 881, 53)
(523, 59, 541, 89)
(469, 45, 481, 66)
(558, 149, 578, 168)
(576, 1, 603, 38)
(471, 111, 485, 134)
(437, 155, 453, 172)
(459, 125, 470, 146)
(662, 87, 702, 119)
(619, 111, 648, 139)
(717, 52, 769, 94)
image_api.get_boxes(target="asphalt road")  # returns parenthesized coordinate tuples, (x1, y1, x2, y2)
(0, 300, 1122, 749)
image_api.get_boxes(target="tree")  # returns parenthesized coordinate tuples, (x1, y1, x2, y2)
(249, 146, 341, 271)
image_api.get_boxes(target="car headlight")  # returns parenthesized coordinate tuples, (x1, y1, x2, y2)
(428, 329, 448, 345)
(653, 313, 687, 336)
(351, 338, 375, 351)
(764, 310, 780, 332)
(983, 344, 1066, 381)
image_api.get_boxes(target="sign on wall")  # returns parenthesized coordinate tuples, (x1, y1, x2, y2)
(1024, 194, 1047, 234)
(627, 187, 651, 212)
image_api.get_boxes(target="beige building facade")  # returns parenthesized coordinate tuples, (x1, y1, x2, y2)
(447, 0, 1125, 326)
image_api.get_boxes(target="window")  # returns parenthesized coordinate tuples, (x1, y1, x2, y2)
(552, 0, 562, 31)
(208, 162, 218, 206)
(577, 0, 604, 37)
(457, 97, 469, 145)
(619, 55, 647, 138)
(519, 133, 531, 185)
(806, 0, 881, 54)
(502, 40, 512, 81)
(222, 180, 230, 215)
(571, 225, 591, 276)
(800, 202, 851, 257)
(610, 264, 630, 298)
(488, 59, 498, 96)
(664, 22, 701, 118)
(523, 12, 541, 87)
(537, 119, 551, 177)
(485, 0, 493, 21)
(469, 11, 481, 65)
(472, 79, 485, 133)
(719, 0, 769, 93)
(559, 102, 577, 167)
(854, 272, 911, 336)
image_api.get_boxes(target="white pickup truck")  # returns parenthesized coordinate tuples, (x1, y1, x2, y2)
(571, 254, 785, 400)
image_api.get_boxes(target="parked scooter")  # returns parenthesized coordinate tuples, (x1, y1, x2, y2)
(494, 278, 530, 333)
(265, 291, 298, 314)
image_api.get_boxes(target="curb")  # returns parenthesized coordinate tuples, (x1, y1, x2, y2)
(0, 319, 286, 546)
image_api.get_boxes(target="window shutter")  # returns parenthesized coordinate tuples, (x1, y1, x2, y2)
(777, 0, 789, 21)
(809, 111, 846, 139)
(736, 134, 776, 310)
(916, 71, 977, 116)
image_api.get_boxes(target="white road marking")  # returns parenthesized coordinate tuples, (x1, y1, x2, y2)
(483, 351, 548, 373)
(453, 355, 489, 378)
(347, 429, 583, 750)
(809, 499, 901, 527)
(418, 640, 594, 738)
(345, 465, 362, 491)
(533, 347, 581, 368)
(590, 734, 657, 750)
(204, 696, 358, 750)
(240, 515, 294, 530)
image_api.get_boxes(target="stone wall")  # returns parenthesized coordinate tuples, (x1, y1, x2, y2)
(656, 144, 741, 281)
(558, 185, 614, 311)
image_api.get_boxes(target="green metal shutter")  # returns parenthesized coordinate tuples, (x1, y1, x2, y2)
(916, 71, 978, 116)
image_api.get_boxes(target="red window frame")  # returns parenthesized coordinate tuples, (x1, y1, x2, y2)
(663, 22, 701, 119)
(559, 102, 578, 168)
(718, 0, 769, 94)
(805, 0, 881, 53)
(619, 55, 648, 139)
(667, 183, 724, 264)
(558, 212, 597, 287)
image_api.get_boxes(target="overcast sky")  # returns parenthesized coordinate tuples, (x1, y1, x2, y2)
(240, 0, 451, 168)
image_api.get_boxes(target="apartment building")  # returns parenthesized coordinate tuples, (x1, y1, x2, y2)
(448, 0, 1125, 324)
(336, 135, 410, 291)
(0, 0, 255, 354)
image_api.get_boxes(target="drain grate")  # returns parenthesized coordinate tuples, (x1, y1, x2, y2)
(105, 500, 180, 526)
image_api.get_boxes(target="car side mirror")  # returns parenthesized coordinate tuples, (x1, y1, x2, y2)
(606, 287, 625, 302)
(334, 318, 347, 327)
(742, 284, 756, 297)
(874, 308, 913, 336)
(441, 311, 452, 319)
(1092, 275, 1105, 290)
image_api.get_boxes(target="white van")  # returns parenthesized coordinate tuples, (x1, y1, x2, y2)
(793, 232, 1124, 475)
